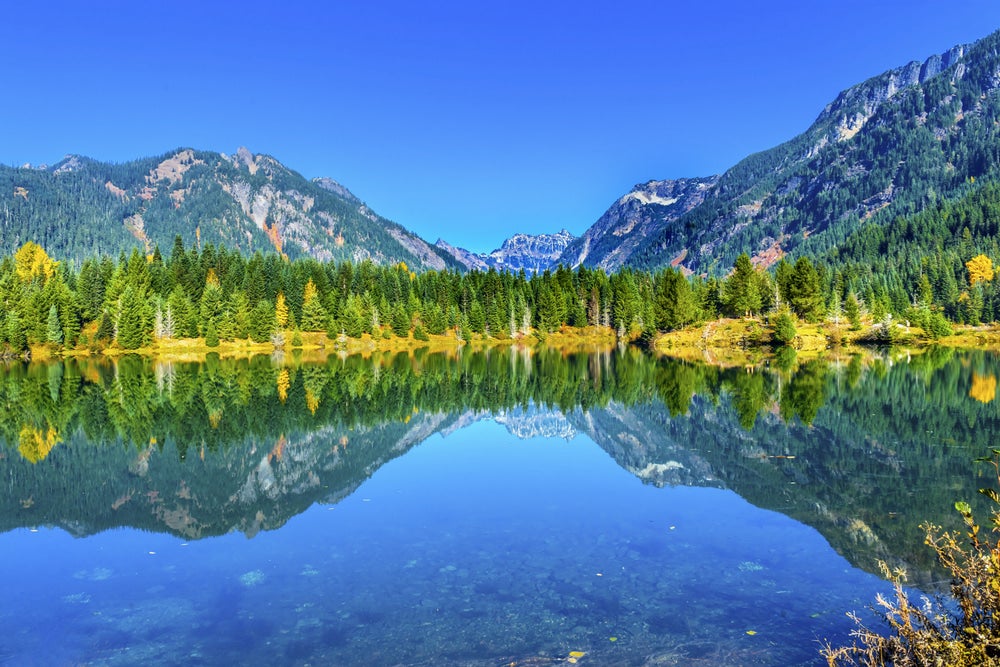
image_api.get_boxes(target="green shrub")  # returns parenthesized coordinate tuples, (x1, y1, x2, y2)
(773, 310, 797, 346)
(926, 311, 953, 339)
(205, 322, 220, 348)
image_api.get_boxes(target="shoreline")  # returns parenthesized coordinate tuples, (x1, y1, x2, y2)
(25, 326, 621, 364)
(19, 319, 1000, 366)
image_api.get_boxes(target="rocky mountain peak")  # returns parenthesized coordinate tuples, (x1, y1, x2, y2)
(558, 176, 718, 271)
(0, 148, 458, 271)
(614, 29, 1000, 274)
(434, 230, 576, 273)
(51, 155, 86, 174)
(313, 177, 361, 204)
(433, 238, 489, 271)
(816, 44, 968, 143)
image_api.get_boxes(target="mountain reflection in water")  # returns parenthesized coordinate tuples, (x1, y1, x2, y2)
(0, 346, 998, 664)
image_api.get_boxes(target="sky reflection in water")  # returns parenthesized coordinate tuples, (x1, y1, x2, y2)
(1, 418, 881, 666)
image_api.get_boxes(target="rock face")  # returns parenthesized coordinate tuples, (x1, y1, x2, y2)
(814, 45, 967, 145)
(433, 238, 490, 271)
(312, 176, 361, 204)
(436, 229, 576, 273)
(558, 177, 718, 271)
(485, 229, 575, 272)
(0, 147, 458, 271)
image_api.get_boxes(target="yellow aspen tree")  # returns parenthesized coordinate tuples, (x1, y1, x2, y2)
(276, 369, 290, 403)
(967, 254, 994, 285)
(14, 241, 57, 283)
(18, 425, 61, 463)
(970, 372, 997, 404)
(205, 268, 220, 287)
(275, 292, 289, 329)
(303, 279, 318, 304)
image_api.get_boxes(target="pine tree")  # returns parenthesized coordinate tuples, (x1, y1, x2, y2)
(654, 268, 696, 331)
(391, 302, 410, 337)
(301, 295, 329, 331)
(341, 294, 365, 338)
(227, 290, 251, 339)
(116, 286, 147, 349)
(6, 313, 27, 353)
(786, 257, 824, 322)
(773, 309, 797, 345)
(46, 304, 62, 345)
(96, 311, 114, 342)
(468, 300, 486, 333)
(723, 254, 761, 317)
(199, 280, 225, 335)
(248, 300, 275, 343)
(205, 321, 220, 347)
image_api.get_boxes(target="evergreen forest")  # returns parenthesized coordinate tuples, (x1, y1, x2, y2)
(5, 176, 1000, 358)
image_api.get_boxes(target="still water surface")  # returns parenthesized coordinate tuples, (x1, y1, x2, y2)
(0, 347, 996, 665)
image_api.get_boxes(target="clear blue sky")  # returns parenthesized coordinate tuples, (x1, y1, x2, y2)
(4, 1, 1000, 253)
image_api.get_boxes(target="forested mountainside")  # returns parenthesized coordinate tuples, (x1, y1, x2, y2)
(0, 147, 459, 271)
(564, 29, 1000, 276)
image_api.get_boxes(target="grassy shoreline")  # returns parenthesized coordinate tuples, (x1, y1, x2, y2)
(27, 325, 620, 363)
(22, 319, 1000, 366)
(655, 317, 1000, 367)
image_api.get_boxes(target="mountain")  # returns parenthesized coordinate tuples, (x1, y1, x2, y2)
(436, 229, 576, 273)
(0, 146, 460, 271)
(432, 238, 491, 271)
(567, 30, 1000, 274)
(558, 177, 718, 271)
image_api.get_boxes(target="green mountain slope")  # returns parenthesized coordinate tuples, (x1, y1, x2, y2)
(0, 147, 460, 271)
(587, 30, 1000, 275)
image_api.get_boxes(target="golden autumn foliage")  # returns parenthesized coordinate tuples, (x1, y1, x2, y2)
(966, 254, 994, 286)
(970, 372, 997, 404)
(205, 268, 220, 288)
(275, 292, 289, 329)
(276, 369, 290, 403)
(305, 388, 320, 415)
(394, 261, 416, 281)
(264, 220, 283, 255)
(14, 242, 57, 283)
(18, 425, 62, 463)
(303, 279, 319, 304)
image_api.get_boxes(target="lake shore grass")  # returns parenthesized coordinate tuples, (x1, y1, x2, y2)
(653, 317, 1000, 367)
(35, 325, 620, 363)
(27, 318, 1000, 366)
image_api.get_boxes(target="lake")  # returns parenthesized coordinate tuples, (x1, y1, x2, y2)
(0, 346, 996, 666)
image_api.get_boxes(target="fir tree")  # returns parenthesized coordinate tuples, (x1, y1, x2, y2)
(116, 286, 147, 350)
(205, 322, 220, 347)
(46, 304, 63, 345)
(248, 300, 275, 343)
(723, 254, 762, 317)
